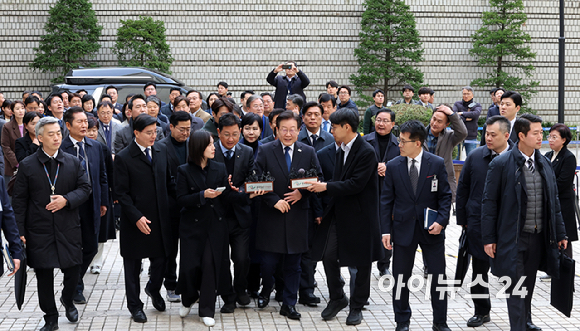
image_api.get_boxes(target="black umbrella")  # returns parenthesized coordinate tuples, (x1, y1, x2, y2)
(454, 227, 471, 287)
(14, 243, 26, 310)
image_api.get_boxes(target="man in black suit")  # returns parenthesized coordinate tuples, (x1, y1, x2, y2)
(266, 62, 310, 109)
(363, 108, 399, 276)
(114, 114, 174, 323)
(46, 94, 69, 137)
(456, 116, 513, 328)
(482, 114, 567, 331)
(62, 107, 109, 305)
(14, 117, 91, 331)
(380, 120, 452, 331)
(480, 90, 520, 146)
(245, 95, 273, 140)
(114, 94, 164, 154)
(259, 108, 284, 144)
(157, 111, 191, 303)
(105, 85, 123, 113)
(307, 109, 383, 326)
(254, 111, 322, 320)
(211, 113, 255, 313)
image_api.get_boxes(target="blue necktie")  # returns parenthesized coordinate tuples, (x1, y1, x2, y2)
(77, 141, 89, 179)
(284, 146, 291, 172)
(226, 150, 233, 159)
(323, 121, 329, 132)
(145, 147, 152, 162)
(103, 124, 112, 149)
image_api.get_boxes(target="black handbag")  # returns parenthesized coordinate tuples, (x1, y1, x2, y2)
(454, 227, 471, 287)
(550, 248, 574, 317)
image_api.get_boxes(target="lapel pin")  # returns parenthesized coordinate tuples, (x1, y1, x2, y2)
(298, 149, 302, 152)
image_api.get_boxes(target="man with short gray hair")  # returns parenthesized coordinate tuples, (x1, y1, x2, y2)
(14, 116, 91, 331)
(286, 94, 304, 115)
(453, 86, 481, 159)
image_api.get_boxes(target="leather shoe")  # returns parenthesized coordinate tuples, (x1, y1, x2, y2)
(467, 314, 490, 327)
(321, 295, 348, 320)
(220, 302, 236, 313)
(131, 309, 147, 323)
(395, 321, 410, 331)
(236, 292, 251, 306)
(298, 292, 320, 306)
(527, 321, 542, 331)
(145, 286, 166, 312)
(432, 322, 451, 331)
(257, 290, 271, 308)
(279, 304, 301, 320)
(39, 321, 59, 331)
(73, 291, 86, 304)
(346, 308, 362, 325)
(60, 296, 78, 322)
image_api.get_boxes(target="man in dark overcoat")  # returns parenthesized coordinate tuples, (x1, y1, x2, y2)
(114, 114, 174, 323)
(253, 111, 322, 320)
(14, 116, 91, 331)
(482, 114, 567, 331)
(308, 109, 383, 326)
(456, 115, 513, 328)
(62, 107, 109, 304)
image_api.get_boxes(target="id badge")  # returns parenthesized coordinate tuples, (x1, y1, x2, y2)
(431, 175, 438, 192)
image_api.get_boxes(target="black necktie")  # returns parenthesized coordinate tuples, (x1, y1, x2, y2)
(226, 150, 233, 159)
(311, 134, 318, 147)
(410, 159, 418, 195)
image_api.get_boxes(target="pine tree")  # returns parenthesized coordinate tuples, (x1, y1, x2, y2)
(470, 0, 539, 109)
(112, 16, 174, 74)
(30, 0, 102, 84)
(350, 0, 424, 107)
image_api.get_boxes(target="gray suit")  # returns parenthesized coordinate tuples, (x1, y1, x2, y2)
(96, 120, 122, 151)
(423, 112, 467, 199)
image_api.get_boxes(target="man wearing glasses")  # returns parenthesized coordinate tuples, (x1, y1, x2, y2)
(380, 120, 452, 331)
(363, 108, 399, 276)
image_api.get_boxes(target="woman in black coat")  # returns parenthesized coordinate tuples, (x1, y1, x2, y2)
(175, 130, 261, 326)
(546, 124, 578, 257)
(14, 111, 41, 163)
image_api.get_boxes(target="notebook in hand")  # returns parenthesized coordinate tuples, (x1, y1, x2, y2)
(424, 207, 438, 230)
(1, 242, 14, 272)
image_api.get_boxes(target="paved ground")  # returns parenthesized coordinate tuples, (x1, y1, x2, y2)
(1, 217, 580, 331)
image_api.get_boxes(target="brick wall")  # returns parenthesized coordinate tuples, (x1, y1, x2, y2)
(0, 0, 579, 122)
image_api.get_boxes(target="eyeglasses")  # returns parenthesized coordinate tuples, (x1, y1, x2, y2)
(397, 138, 417, 145)
(221, 133, 240, 139)
(375, 118, 391, 124)
(175, 127, 191, 133)
(547, 135, 561, 140)
(279, 128, 297, 135)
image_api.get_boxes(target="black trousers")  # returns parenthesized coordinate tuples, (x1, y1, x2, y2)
(123, 256, 166, 313)
(322, 221, 371, 309)
(506, 231, 544, 331)
(377, 246, 392, 271)
(299, 213, 317, 297)
(471, 256, 491, 316)
(222, 218, 250, 303)
(164, 215, 180, 291)
(36, 265, 80, 323)
(392, 221, 447, 324)
(182, 239, 217, 318)
(77, 203, 99, 292)
(260, 251, 301, 306)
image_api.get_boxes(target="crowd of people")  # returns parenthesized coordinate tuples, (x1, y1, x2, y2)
(0, 61, 577, 331)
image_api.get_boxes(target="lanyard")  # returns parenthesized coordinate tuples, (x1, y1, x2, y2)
(43, 162, 60, 195)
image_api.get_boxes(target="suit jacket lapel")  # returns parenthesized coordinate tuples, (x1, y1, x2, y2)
(369, 134, 381, 160)
(291, 143, 304, 173)
(398, 157, 415, 199)
(273, 140, 289, 178)
(416, 153, 431, 196)
(130, 141, 152, 168)
(340, 135, 361, 180)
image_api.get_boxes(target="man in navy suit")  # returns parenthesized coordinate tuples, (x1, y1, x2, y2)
(308, 109, 383, 326)
(212, 113, 256, 312)
(253, 111, 322, 320)
(62, 107, 109, 305)
(266, 62, 310, 109)
(380, 120, 452, 331)
(363, 108, 399, 276)
(456, 116, 513, 328)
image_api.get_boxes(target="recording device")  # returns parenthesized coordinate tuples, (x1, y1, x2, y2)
(282, 64, 292, 69)
(215, 187, 226, 193)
